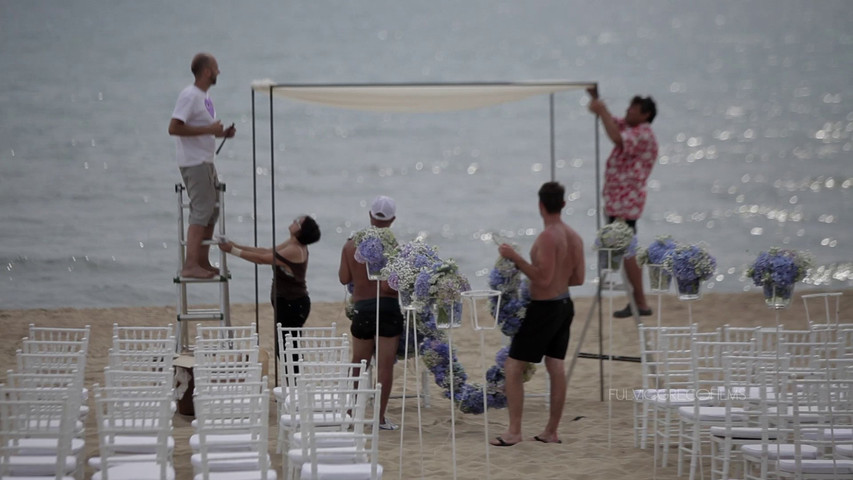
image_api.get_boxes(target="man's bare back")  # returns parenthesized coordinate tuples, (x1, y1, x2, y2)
(529, 221, 585, 300)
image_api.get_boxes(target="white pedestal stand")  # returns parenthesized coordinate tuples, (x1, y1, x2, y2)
(397, 292, 425, 480)
(461, 289, 501, 480)
(434, 301, 461, 480)
(599, 249, 621, 449)
(675, 278, 703, 326)
(367, 273, 385, 389)
(646, 264, 672, 330)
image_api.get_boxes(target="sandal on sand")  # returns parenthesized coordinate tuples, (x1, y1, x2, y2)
(613, 304, 652, 318)
(534, 435, 562, 444)
(490, 436, 519, 447)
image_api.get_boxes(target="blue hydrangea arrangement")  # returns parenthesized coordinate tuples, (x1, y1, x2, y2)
(352, 226, 398, 276)
(637, 235, 677, 266)
(663, 242, 717, 282)
(746, 247, 812, 301)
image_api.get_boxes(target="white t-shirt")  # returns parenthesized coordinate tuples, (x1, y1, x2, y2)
(171, 85, 216, 167)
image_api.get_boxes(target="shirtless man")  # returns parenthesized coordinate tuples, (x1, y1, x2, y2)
(491, 181, 585, 447)
(338, 195, 404, 430)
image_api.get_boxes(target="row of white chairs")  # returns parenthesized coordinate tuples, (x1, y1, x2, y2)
(272, 322, 385, 480)
(633, 317, 853, 480)
(0, 324, 91, 480)
(88, 324, 178, 480)
(189, 323, 276, 480)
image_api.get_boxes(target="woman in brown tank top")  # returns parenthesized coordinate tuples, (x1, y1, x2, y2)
(219, 215, 321, 358)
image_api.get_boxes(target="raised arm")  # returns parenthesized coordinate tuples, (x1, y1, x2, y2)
(588, 99, 623, 148)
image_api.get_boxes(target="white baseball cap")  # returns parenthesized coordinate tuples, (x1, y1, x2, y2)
(369, 195, 396, 221)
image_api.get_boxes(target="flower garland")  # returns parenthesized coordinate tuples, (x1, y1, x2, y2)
(375, 239, 535, 414)
(382, 239, 440, 294)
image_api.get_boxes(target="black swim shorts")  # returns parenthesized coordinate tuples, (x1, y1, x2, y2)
(509, 296, 574, 363)
(350, 297, 404, 340)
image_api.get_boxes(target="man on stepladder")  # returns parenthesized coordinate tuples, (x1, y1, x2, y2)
(491, 182, 585, 446)
(587, 87, 658, 318)
(169, 52, 235, 279)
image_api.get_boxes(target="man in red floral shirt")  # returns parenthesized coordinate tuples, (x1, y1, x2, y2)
(588, 90, 658, 318)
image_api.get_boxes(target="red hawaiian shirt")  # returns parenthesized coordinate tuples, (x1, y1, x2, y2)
(603, 118, 658, 220)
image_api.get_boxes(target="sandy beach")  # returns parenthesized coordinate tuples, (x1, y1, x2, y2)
(1, 288, 850, 480)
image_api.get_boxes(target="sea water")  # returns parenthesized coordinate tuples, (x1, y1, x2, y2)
(1, 0, 851, 309)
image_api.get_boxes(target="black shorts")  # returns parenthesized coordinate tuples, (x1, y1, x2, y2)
(350, 297, 404, 340)
(509, 297, 575, 363)
(272, 295, 311, 358)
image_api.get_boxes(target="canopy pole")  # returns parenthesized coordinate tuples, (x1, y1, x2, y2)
(594, 109, 604, 402)
(270, 86, 278, 355)
(549, 93, 556, 182)
(251, 89, 259, 328)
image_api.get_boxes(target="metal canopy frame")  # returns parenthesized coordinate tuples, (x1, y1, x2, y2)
(249, 81, 620, 399)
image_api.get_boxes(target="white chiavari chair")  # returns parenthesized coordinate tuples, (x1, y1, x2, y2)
(294, 380, 383, 480)
(776, 377, 853, 479)
(191, 381, 276, 480)
(89, 384, 175, 480)
(676, 339, 755, 480)
(0, 383, 82, 480)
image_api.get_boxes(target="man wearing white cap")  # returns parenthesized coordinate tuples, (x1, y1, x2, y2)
(338, 195, 404, 430)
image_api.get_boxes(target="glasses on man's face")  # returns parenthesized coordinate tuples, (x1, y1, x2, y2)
(293, 217, 303, 226)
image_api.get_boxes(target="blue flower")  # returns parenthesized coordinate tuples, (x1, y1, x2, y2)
(663, 243, 716, 282)
(746, 247, 811, 288)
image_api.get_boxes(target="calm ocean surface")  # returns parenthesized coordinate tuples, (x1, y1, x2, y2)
(1, 0, 851, 309)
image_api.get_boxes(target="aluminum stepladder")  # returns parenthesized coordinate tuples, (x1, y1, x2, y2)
(174, 182, 231, 353)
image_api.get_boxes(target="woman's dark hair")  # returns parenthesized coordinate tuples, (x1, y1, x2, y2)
(296, 216, 321, 245)
(631, 95, 657, 124)
(538, 182, 565, 214)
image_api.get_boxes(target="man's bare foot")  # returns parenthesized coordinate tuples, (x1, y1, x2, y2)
(490, 432, 522, 447)
(181, 266, 216, 279)
(201, 264, 220, 275)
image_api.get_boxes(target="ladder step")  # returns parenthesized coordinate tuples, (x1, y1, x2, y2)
(173, 273, 230, 284)
(180, 201, 223, 209)
(178, 311, 225, 321)
(177, 239, 222, 246)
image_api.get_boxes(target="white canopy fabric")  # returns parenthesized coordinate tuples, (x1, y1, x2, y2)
(250, 80, 593, 113)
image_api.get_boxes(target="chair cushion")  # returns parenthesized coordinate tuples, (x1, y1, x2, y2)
(709, 426, 778, 440)
(802, 427, 853, 441)
(91, 462, 176, 480)
(4, 454, 77, 475)
(777, 459, 853, 474)
(193, 469, 278, 480)
(190, 433, 257, 452)
(291, 431, 358, 448)
(6, 437, 86, 455)
(279, 412, 348, 427)
(111, 435, 175, 454)
(300, 462, 384, 480)
(287, 446, 366, 464)
(836, 444, 853, 458)
(741, 443, 819, 460)
(190, 451, 269, 472)
(678, 406, 748, 422)
(89, 453, 160, 470)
